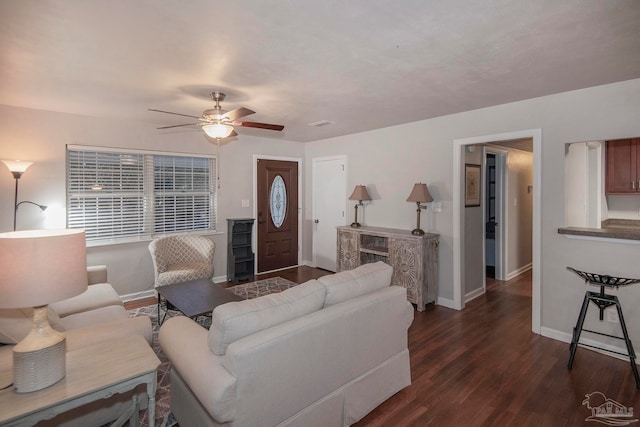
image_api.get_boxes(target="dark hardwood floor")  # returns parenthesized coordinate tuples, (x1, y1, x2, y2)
(357, 270, 640, 426)
(127, 268, 640, 426)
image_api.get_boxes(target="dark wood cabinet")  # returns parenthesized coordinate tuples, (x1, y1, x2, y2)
(606, 138, 640, 194)
(227, 218, 255, 284)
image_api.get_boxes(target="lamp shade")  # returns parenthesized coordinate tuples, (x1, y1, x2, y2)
(1, 159, 33, 174)
(203, 123, 234, 139)
(349, 185, 371, 201)
(0, 229, 88, 309)
(407, 183, 433, 203)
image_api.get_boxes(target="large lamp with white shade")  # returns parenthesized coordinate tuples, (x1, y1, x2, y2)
(0, 229, 87, 392)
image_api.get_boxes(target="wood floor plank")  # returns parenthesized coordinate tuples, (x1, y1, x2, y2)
(357, 270, 640, 426)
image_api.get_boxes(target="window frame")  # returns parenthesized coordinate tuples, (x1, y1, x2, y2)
(66, 144, 217, 246)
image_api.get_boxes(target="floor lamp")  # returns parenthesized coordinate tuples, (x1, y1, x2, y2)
(1, 160, 47, 230)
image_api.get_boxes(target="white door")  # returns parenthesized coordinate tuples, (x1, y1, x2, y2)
(312, 156, 347, 271)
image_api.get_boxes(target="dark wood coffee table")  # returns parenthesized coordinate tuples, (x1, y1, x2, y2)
(156, 279, 243, 325)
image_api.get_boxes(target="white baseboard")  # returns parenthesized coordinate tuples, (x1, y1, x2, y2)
(506, 263, 532, 281)
(465, 287, 485, 303)
(302, 259, 314, 267)
(212, 274, 227, 284)
(437, 297, 457, 310)
(540, 326, 638, 365)
(121, 289, 156, 303)
(122, 274, 228, 303)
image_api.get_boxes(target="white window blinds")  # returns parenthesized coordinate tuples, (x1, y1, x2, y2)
(67, 146, 216, 243)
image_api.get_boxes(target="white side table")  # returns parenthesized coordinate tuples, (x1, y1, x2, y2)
(0, 335, 160, 427)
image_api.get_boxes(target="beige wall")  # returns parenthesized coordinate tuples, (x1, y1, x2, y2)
(565, 142, 589, 227)
(0, 104, 303, 297)
(2, 78, 640, 353)
(304, 78, 640, 350)
(505, 149, 533, 277)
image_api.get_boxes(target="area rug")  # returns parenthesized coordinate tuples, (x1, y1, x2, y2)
(227, 276, 298, 299)
(129, 276, 299, 427)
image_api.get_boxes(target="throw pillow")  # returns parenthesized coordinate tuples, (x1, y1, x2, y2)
(318, 261, 392, 307)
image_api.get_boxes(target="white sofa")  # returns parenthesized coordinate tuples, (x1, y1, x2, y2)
(159, 261, 414, 427)
(0, 265, 153, 427)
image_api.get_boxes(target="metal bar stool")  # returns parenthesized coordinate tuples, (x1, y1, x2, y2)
(567, 267, 640, 388)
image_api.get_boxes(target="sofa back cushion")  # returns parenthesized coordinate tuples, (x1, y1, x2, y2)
(318, 261, 393, 307)
(208, 279, 326, 356)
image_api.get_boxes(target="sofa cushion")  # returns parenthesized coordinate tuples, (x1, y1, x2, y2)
(318, 261, 393, 307)
(49, 283, 123, 318)
(157, 262, 214, 287)
(208, 279, 326, 356)
(59, 305, 130, 331)
(87, 265, 108, 285)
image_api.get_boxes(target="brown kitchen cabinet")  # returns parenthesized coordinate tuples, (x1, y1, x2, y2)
(606, 138, 640, 194)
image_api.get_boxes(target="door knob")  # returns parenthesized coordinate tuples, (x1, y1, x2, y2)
(314, 219, 319, 223)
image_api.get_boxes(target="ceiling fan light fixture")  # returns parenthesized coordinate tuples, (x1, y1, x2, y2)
(203, 123, 234, 139)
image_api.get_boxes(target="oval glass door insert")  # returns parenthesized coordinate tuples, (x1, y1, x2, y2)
(270, 175, 287, 228)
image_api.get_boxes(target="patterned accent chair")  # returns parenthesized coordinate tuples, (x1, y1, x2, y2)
(148, 235, 216, 287)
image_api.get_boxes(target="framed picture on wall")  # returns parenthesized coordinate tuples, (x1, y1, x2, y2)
(465, 164, 481, 207)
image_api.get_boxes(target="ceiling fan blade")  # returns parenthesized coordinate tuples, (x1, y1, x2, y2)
(235, 121, 284, 131)
(222, 107, 255, 121)
(149, 109, 201, 119)
(157, 123, 199, 129)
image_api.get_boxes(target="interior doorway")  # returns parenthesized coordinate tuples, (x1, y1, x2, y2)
(453, 129, 541, 334)
(483, 147, 507, 283)
(485, 153, 497, 278)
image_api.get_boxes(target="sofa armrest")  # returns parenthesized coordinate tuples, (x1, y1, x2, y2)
(65, 316, 152, 351)
(87, 265, 108, 285)
(159, 316, 237, 423)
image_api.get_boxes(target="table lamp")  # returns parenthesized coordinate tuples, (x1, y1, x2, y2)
(407, 183, 433, 235)
(0, 229, 87, 393)
(348, 185, 371, 228)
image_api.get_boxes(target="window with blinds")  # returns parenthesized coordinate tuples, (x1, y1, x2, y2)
(66, 146, 216, 243)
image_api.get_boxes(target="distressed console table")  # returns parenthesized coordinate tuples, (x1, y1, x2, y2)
(337, 225, 439, 311)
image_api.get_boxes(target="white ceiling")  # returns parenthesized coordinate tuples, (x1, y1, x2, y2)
(1, 0, 639, 142)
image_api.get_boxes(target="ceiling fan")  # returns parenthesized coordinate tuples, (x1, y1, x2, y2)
(149, 91, 284, 139)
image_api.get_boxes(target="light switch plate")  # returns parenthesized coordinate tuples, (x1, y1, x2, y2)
(241, 199, 250, 208)
(431, 202, 442, 212)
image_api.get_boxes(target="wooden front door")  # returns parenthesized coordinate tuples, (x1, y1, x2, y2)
(257, 159, 298, 273)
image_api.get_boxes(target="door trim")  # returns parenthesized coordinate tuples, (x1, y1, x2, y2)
(453, 129, 541, 334)
(312, 155, 347, 270)
(253, 155, 302, 274)
(483, 146, 508, 283)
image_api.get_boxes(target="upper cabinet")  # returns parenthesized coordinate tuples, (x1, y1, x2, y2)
(606, 138, 640, 195)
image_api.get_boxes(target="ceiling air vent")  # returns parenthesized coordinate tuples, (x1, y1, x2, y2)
(308, 120, 334, 127)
